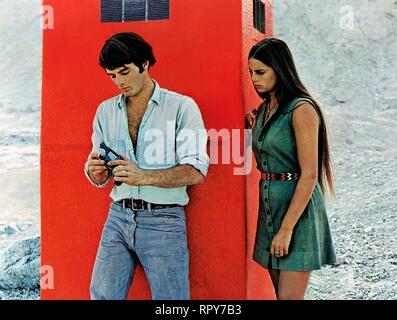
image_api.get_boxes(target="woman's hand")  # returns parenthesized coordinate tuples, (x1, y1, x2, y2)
(271, 227, 293, 259)
(245, 109, 258, 129)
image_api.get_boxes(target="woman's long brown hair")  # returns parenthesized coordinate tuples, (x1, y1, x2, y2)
(249, 38, 335, 197)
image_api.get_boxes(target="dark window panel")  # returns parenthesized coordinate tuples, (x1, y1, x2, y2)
(148, 0, 169, 20)
(101, 0, 123, 22)
(253, 0, 265, 33)
(125, 0, 146, 21)
(100, 0, 169, 22)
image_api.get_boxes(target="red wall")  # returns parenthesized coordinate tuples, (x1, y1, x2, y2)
(41, 0, 274, 299)
(242, 0, 276, 300)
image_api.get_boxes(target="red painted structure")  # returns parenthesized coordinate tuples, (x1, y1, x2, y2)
(41, 0, 274, 299)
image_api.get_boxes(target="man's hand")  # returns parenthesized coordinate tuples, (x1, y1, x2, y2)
(109, 157, 204, 188)
(87, 152, 109, 184)
(109, 156, 148, 186)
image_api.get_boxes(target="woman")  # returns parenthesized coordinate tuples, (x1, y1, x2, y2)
(246, 38, 336, 300)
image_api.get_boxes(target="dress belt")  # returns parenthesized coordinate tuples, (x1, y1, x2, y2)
(115, 199, 181, 211)
(261, 172, 300, 181)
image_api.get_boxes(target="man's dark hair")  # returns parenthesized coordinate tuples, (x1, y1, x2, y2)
(99, 32, 156, 73)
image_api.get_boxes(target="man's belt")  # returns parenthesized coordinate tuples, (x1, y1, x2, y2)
(115, 199, 181, 211)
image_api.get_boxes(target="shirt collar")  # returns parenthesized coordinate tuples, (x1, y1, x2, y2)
(117, 80, 161, 109)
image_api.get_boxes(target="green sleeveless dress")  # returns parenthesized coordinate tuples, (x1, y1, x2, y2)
(252, 97, 336, 271)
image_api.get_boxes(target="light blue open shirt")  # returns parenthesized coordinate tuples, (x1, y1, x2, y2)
(85, 80, 209, 206)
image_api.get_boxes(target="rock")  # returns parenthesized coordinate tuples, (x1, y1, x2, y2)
(0, 225, 18, 236)
(0, 223, 32, 236)
(368, 288, 381, 299)
(16, 222, 32, 232)
(355, 293, 365, 300)
(364, 226, 375, 233)
(0, 236, 40, 290)
(333, 257, 348, 267)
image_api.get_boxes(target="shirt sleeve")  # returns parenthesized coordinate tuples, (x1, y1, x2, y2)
(175, 97, 209, 177)
(84, 104, 111, 188)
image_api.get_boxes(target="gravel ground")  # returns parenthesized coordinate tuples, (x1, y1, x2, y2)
(305, 110, 397, 300)
(0, 288, 39, 300)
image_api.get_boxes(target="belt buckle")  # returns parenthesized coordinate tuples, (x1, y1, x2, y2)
(132, 199, 144, 211)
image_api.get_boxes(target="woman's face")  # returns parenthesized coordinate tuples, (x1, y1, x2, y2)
(249, 58, 278, 94)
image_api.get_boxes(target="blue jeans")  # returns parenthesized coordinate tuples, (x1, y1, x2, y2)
(90, 202, 189, 300)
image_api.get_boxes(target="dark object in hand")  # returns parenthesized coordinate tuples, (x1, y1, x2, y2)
(99, 142, 123, 186)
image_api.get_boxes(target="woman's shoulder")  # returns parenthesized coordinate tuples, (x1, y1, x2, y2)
(282, 96, 315, 114)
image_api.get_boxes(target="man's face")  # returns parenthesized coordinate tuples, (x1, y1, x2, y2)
(105, 62, 148, 97)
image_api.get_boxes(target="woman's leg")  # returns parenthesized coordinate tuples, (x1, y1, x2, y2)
(277, 271, 311, 300)
(268, 269, 280, 298)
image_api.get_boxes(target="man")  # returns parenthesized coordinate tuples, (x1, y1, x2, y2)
(85, 32, 209, 300)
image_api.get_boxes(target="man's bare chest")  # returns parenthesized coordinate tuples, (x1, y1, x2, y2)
(127, 106, 146, 147)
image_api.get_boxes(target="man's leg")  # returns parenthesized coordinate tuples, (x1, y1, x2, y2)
(134, 206, 189, 300)
(90, 204, 138, 300)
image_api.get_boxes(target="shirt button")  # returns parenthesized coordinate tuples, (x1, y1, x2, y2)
(267, 211, 271, 215)
(266, 247, 270, 252)
(264, 161, 267, 166)
(268, 222, 272, 227)
(265, 198, 268, 202)
(264, 185, 268, 190)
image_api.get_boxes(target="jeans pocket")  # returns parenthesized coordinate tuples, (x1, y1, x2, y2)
(152, 207, 185, 221)
(100, 219, 118, 244)
(100, 208, 124, 246)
